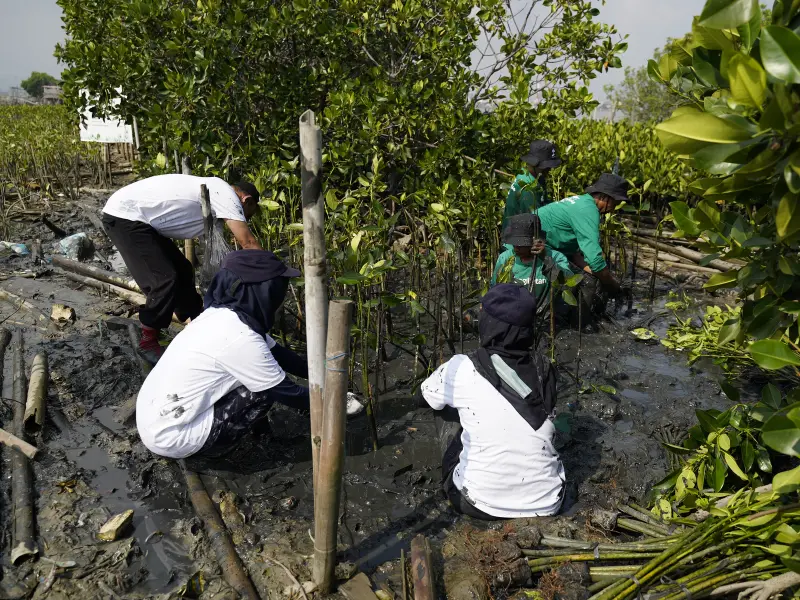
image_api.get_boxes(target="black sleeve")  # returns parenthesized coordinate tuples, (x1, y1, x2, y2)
(269, 377, 310, 412)
(270, 343, 309, 379)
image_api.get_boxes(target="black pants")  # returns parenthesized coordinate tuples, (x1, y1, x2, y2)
(437, 407, 499, 521)
(102, 214, 203, 329)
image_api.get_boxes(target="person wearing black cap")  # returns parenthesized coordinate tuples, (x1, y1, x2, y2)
(534, 173, 629, 300)
(136, 249, 308, 461)
(102, 174, 263, 363)
(492, 214, 572, 307)
(421, 284, 564, 519)
(502, 140, 562, 230)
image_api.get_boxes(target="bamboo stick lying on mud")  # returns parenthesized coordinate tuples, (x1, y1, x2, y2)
(0, 427, 38, 460)
(180, 462, 261, 600)
(10, 329, 38, 564)
(632, 236, 734, 272)
(635, 246, 695, 265)
(0, 289, 49, 323)
(60, 270, 147, 305)
(52, 255, 141, 293)
(23, 352, 48, 433)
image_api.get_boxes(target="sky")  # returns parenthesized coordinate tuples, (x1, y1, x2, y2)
(0, 0, 700, 99)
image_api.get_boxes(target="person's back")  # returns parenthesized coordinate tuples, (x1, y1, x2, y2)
(421, 354, 564, 517)
(534, 193, 599, 259)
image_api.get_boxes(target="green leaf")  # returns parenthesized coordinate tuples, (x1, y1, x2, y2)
(748, 339, 800, 370)
(762, 383, 783, 410)
(762, 406, 800, 457)
(662, 442, 694, 455)
(697, 409, 721, 433)
(760, 26, 800, 84)
(720, 380, 740, 402)
(699, 0, 759, 29)
(655, 112, 754, 156)
(336, 272, 367, 285)
(712, 455, 727, 492)
(756, 445, 773, 472)
(776, 193, 800, 241)
(631, 328, 659, 341)
(728, 53, 767, 107)
(704, 270, 739, 291)
(670, 201, 701, 236)
(723, 451, 748, 480)
(718, 317, 741, 344)
(773, 465, 800, 494)
(742, 439, 755, 471)
(562, 289, 577, 306)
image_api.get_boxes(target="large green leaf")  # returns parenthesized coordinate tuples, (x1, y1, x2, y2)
(728, 53, 767, 107)
(748, 339, 800, 370)
(776, 193, 800, 240)
(698, 0, 759, 29)
(760, 26, 800, 84)
(656, 112, 754, 156)
(773, 465, 800, 494)
(669, 201, 701, 236)
(704, 270, 739, 291)
(762, 405, 800, 457)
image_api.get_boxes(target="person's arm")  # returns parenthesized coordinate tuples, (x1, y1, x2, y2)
(267, 378, 310, 412)
(225, 220, 262, 250)
(594, 267, 621, 295)
(270, 343, 308, 379)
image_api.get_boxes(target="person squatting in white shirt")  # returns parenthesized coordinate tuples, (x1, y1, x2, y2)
(421, 283, 565, 519)
(101, 174, 263, 364)
(136, 249, 309, 465)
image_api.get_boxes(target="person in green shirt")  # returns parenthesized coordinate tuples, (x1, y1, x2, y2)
(534, 173, 629, 298)
(502, 140, 562, 230)
(492, 214, 572, 310)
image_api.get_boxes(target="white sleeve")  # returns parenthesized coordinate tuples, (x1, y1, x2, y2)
(265, 334, 277, 349)
(206, 178, 246, 222)
(216, 331, 286, 392)
(420, 355, 466, 410)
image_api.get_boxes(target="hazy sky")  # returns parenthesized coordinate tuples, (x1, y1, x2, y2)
(0, 0, 700, 98)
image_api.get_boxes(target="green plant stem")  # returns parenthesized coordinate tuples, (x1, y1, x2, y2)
(619, 504, 674, 533)
(615, 517, 669, 538)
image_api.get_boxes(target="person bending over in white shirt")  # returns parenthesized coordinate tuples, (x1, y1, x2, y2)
(421, 283, 565, 519)
(136, 249, 308, 468)
(101, 174, 263, 364)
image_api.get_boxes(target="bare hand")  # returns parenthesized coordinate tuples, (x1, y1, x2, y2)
(532, 239, 546, 256)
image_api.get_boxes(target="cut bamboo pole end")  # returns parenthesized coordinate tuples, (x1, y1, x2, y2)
(0, 427, 38, 460)
(24, 352, 48, 433)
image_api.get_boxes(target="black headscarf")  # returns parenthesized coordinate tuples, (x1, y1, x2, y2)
(203, 250, 297, 337)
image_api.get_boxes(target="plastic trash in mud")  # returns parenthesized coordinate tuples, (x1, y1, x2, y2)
(199, 219, 233, 287)
(630, 327, 659, 342)
(0, 242, 30, 256)
(51, 304, 76, 326)
(56, 232, 94, 261)
(347, 392, 365, 417)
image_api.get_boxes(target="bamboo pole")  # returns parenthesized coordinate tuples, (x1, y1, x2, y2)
(52, 255, 141, 292)
(0, 428, 38, 460)
(23, 352, 47, 433)
(11, 329, 37, 564)
(180, 462, 261, 600)
(632, 236, 734, 272)
(410, 535, 435, 600)
(0, 289, 49, 324)
(300, 110, 328, 488)
(60, 270, 147, 305)
(314, 300, 353, 592)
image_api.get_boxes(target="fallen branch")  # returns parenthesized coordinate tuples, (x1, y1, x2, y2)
(52, 255, 141, 293)
(0, 289, 49, 324)
(632, 236, 735, 272)
(59, 270, 146, 305)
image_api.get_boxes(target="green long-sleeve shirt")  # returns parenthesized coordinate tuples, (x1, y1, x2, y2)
(491, 246, 572, 302)
(534, 194, 607, 273)
(502, 172, 549, 231)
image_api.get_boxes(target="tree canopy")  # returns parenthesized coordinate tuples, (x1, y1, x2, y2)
(20, 72, 59, 99)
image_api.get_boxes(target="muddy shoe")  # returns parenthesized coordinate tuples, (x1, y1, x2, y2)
(138, 326, 164, 365)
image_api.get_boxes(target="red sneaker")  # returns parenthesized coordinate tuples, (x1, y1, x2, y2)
(138, 326, 164, 365)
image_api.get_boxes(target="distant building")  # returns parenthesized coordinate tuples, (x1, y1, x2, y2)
(42, 86, 63, 104)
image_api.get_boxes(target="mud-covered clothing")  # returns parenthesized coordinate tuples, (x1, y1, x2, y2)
(534, 194, 607, 273)
(102, 214, 203, 329)
(503, 172, 549, 230)
(421, 354, 564, 518)
(491, 247, 572, 303)
(102, 174, 246, 240)
(136, 306, 308, 459)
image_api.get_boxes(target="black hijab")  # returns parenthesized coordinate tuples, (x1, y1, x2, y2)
(203, 250, 298, 337)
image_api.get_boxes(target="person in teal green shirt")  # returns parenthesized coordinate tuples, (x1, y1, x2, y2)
(534, 173, 629, 297)
(502, 140, 562, 230)
(492, 214, 572, 308)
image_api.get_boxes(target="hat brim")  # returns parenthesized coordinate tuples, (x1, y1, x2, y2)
(282, 266, 302, 278)
(585, 185, 628, 203)
(504, 235, 534, 247)
(521, 155, 562, 168)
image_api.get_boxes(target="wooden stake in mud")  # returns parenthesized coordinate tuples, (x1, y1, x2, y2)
(10, 329, 38, 564)
(300, 110, 328, 487)
(410, 535, 435, 600)
(23, 352, 48, 433)
(314, 300, 353, 592)
(180, 462, 260, 600)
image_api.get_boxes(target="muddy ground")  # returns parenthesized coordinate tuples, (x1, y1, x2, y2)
(0, 188, 734, 599)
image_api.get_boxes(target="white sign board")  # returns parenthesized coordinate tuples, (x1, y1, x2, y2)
(78, 89, 134, 144)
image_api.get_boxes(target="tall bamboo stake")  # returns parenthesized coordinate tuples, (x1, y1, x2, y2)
(11, 329, 37, 564)
(313, 300, 353, 592)
(300, 110, 328, 488)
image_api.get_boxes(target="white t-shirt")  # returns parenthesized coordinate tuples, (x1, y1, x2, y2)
(102, 174, 246, 239)
(421, 354, 565, 518)
(136, 307, 285, 459)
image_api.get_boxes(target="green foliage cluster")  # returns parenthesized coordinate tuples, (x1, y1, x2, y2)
(20, 72, 60, 99)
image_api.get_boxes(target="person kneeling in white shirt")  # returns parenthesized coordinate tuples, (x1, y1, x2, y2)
(421, 283, 565, 519)
(136, 249, 308, 468)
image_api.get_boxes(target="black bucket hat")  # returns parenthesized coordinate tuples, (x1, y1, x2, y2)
(481, 283, 537, 328)
(586, 173, 629, 203)
(521, 140, 561, 169)
(502, 214, 547, 247)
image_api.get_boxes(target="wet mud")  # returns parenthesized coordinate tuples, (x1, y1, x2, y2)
(0, 190, 732, 599)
